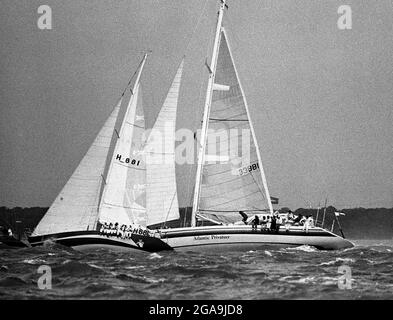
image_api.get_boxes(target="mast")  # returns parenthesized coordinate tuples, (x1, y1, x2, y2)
(132, 53, 148, 96)
(315, 202, 321, 226)
(191, 0, 227, 227)
(321, 197, 328, 228)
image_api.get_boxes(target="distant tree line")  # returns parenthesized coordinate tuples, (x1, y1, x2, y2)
(294, 206, 393, 239)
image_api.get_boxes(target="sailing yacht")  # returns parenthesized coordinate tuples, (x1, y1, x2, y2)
(29, 0, 354, 251)
(150, 0, 353, 251)
(29, 54, 180, 252)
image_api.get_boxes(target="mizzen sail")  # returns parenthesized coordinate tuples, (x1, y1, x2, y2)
(145, 59, 185, 227)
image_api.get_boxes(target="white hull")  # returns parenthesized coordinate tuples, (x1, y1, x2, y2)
(159, 225, 354, 251)
(29, 225, 354, 252)
(29, 231, 173, 253)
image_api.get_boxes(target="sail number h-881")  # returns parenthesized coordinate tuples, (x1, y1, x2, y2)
(115, 154, 140, 166)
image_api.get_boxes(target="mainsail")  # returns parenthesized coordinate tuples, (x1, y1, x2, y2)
(33, 55, 148, 236)
(99, 62, 147, 226)
(32, 99, 123, 236)
(145, 59, 185, 227)
(194, 29, 273, 224)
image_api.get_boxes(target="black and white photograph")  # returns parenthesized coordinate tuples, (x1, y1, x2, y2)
(0, 0, 392, 307)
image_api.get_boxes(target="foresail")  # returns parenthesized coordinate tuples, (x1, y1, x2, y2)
(32, 99, 122, 236)
(99, 85, 147, 226)
(145, 60, 184, 227)
(197, 30, 272, 223)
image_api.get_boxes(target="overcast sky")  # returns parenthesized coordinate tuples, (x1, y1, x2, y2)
(1, 0, 392, 209)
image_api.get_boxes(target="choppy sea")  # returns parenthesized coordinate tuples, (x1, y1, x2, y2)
(0, 240, 392, 300)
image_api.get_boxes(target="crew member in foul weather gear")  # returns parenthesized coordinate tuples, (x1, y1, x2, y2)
(303, 216, 313, 233)
(239, 211, 248, 225)
(293, 214, 302, 226)
(260, 216, 267, 230)
(252, 215, 259, 230)
(266, 216, 271, 230)
(270, 215, 277, 232)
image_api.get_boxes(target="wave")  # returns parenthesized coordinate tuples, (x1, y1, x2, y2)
(1, 240, 393, 299)
(285, 245, 318, 253)
(264, 250, 273, 257)
(319, 258, 355, 266)
(0, 276, 27, 287)
(52, 260, 107, 276)
(22, 258, 47, 265)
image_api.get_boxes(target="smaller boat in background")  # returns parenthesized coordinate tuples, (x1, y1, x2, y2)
(0, 228, 29, 248)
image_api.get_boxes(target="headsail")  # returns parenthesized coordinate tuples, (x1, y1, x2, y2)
(99, 57, 148, 226)
(33, 55, 149, 236)
(145, 59, 185, 227)
(194, 29, 273, 225)
(32, 98, 123, 236)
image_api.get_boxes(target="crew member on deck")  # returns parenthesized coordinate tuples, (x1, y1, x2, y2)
(266, 216, 271, 230)
(252, 215, 259, 231)
(260, 216, 267, 230)
(287, 210, 295, 222)
(293, 214, 302, 226)
(270, 215, 277, 232)
(239, 211, 248, 225)
(303, 216, 313, 233)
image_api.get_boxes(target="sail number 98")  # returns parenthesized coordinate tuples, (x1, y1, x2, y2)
(238, 163, 259, 176)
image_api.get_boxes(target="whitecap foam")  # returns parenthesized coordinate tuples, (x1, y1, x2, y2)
(319, 257, 355, 266)
(287, 245, 317, 253)
(87, 263, 105, 270)
(264, 250, 273, 257)
(145, 277, 165, 284)
(125, 266, 145, 270)
(336, 257, 355, 263)
(280, 276, 316, 284)
(319, 276, 339, 286)
(149, 253, 163, 260)
(23, 258, 46, 265)
(319, 260, 336, 266)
